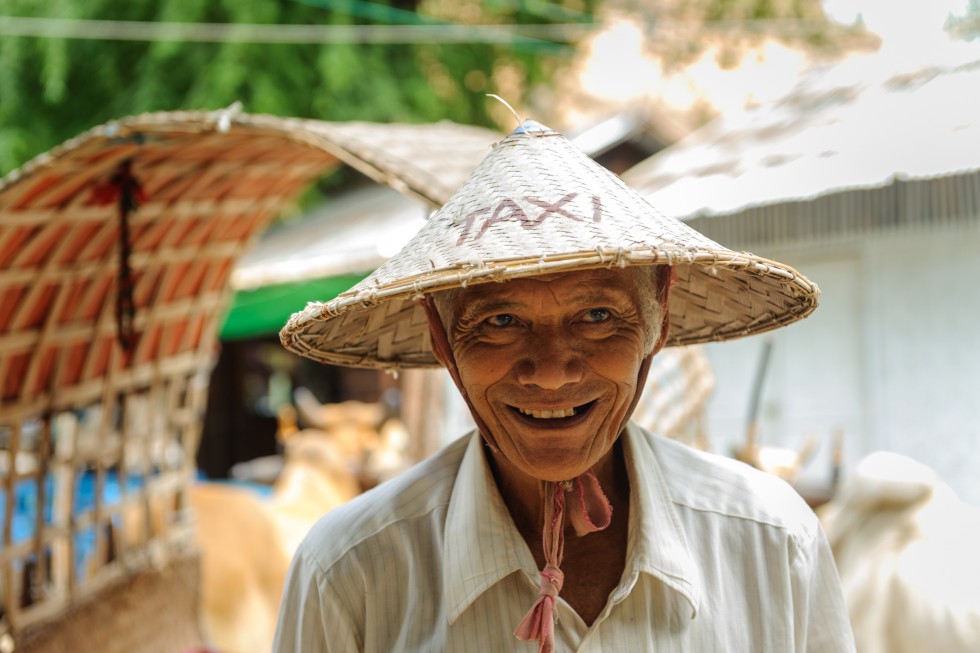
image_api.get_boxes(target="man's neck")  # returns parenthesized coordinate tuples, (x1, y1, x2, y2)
(487, 434, 632, 626)
(486, 436, 630, 541)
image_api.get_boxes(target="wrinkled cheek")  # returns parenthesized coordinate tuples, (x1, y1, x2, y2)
(611, 382, 638, 424)
(465, 386, 502, 435)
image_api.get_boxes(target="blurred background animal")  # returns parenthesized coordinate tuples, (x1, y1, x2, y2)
(191, 392, 410, 653)
(190, 483, 288, 653)
(819, 452, 980, 653)
(291, 387, 411, 490)
(732, 431, 820, 485)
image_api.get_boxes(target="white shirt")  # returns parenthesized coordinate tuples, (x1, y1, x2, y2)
(273, 424, 856, 652)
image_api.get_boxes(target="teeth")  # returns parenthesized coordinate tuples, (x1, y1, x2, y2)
(519, 407, 577, 419)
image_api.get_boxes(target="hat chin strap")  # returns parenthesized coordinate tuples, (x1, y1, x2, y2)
(418, 267, 673, 652)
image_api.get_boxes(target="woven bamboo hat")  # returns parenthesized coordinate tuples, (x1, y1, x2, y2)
(281, 120, 818, 369)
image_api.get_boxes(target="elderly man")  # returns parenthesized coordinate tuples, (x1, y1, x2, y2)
(274, 121, 855, 652)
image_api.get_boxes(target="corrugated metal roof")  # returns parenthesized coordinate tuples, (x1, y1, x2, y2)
(623, 50, 980, 237)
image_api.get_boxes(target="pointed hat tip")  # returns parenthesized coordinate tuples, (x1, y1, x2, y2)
(509, 119, 558, 136)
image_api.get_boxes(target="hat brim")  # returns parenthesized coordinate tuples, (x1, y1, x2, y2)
(281, 248, 817, 369)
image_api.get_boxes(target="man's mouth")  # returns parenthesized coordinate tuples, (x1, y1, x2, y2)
(508, 401, 596, 425)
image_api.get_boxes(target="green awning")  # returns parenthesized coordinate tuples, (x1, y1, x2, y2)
(219, 273, 368, 341)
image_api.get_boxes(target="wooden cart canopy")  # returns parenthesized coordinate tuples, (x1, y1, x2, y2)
(0, 107, 500, 416)
(0, 107, 500, 638)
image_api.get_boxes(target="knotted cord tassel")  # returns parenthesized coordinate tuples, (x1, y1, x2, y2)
(514, 563, 564, 653)
(568, 470, 612, 536)
(515, 473, 612, 652)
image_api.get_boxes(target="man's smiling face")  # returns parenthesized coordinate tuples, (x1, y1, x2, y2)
(448, 268, 652, 483)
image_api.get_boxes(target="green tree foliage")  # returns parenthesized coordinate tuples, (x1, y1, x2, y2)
(0, 0, 597, 174)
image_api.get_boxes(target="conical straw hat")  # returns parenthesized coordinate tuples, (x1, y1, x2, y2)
(281, 120, 818, 369)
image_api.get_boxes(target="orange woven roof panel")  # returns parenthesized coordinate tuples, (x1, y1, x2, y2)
(0, 108, 500, 412)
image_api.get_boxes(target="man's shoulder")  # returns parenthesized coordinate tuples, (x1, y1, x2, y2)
(295, 432, 471, 572)
(638, 428, 817, 536)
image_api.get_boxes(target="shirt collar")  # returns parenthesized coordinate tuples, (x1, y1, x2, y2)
(443, 425, 703, 624)
(444, 432, 538, 624)
(621, 422, 702, 618)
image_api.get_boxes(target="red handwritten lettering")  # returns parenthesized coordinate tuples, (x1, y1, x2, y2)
(524, 193, 581, 225)
(454, 194, 605, 245)
(455, 207, 491, 246)
(477, 198, 532, 240)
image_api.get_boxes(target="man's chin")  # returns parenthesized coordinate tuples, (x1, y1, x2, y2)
(483, 410, 620, 479)
(513, 444, 608, 483)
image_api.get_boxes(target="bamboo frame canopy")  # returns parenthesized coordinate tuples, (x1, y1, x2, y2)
(0, 107, 500, 408)
(0, 106, 499, 639)
(621, 51, 980, 246)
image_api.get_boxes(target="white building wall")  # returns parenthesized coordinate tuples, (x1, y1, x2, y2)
(702, 220, 980, 504)
(866, 222, 980, 502)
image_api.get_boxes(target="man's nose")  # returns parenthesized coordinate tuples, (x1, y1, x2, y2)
(515, 332, 584, 390)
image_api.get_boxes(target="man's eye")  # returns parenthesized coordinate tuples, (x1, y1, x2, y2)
(485, 314, 515, 327)
(584, 308, 610, 323)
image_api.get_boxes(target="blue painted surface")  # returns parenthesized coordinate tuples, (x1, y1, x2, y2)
(1, 472, 145, 581)
(3, 471, 273, 584)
